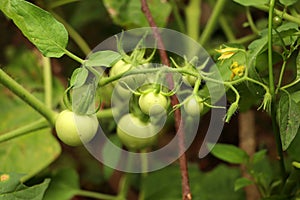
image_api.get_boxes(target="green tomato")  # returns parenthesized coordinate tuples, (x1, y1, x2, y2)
(109, 60, 132, 77)
(138, 92, 169, 115)
(184, 96, 204, 116)
(273, 16, 282, 28)
(55, 110, 98, 146)
(182, 75, 198, 86)
(117, 114, 158, 150)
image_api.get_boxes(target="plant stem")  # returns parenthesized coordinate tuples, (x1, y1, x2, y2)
(0, 69, 58, 125)
(199, 0, 226, 46)
(63, 49, 85, 64)
(52, 12, 91, 55)
(140, 1, 192, 199)
(230, 33, 258, 44)
(276, 60, 287, 94)
(49, 0, 80, 9)
(219, 15, 236, 41)
(268, 0, 275, 95)
(0, 119, 49, 143)
(246, 7, 259, 35)
(255, 5, 300, 25)
(96, 108, 113, 119)
(76, 190, 116, 200)
(117, 173, 131, 199)
(170, 0, 186, 33)
(185, 0, 201, 40)
(268, 0, 287, 183)
(43, 56, 52, 108)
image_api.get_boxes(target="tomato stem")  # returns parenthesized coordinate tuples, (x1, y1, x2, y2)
(0, 69, 58, 125)
(76, 190, 116, 200)
(0, 119, 49, 143)
(255, 5, 300, 25)
(63, 49, 84, 64)
(198, 0, 227, 46)
(185, 0, 201, 41)
(268, 0, 287, 185)
(42, 56, 53, 108)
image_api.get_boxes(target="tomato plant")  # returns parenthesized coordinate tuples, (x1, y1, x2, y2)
(2, 0, 300, 200)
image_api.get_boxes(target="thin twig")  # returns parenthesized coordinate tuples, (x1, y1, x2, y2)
(140, 1, 192, 200)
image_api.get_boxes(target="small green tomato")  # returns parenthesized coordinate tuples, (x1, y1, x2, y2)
(109, 60, 132, 77)
(138, 92, 169, 115)
(184, 96, 204, 116)
(117, 114, 158, 150)
(55, 110, 98, 146)
(182, 75, 198, 86)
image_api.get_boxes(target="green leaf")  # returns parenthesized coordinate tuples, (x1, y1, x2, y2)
(234, 177, 253, 191)
(291, 91, 300, 103)
(0, 47, 62, 180)
(103, 0, 171, 28)
(277, 93, 300, 150)
(0, 0, 68, 57)
(247, 36, 269, 98)
(70, 67, 89, 88)
(0, 173, 50, 200)
(233, 0, 269, 6)
(279, 0, 298, 6)
(0, 173, 24, 193)
(210, 143, 249, 164)
(43, 168, 79, 200)
(0, 129, 61, 181)
(84, 51, 122, 67)
(252, 149, 267, 164)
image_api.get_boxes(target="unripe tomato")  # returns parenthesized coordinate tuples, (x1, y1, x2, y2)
(273, 16, 282, 28)
(182, 75, 198, 86)
(117, 114, 159, 150)
(184, 96, 204, 116)
(109, 60, 132, 77)
(138, 92, 169, 115)
(55, 110, 98, 146)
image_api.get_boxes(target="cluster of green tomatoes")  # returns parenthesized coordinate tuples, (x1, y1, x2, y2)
(54, 44, 207, 151)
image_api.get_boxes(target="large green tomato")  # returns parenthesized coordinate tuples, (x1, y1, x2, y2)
(55, 110, 98, 146)
(138, 92, 169, 115)
(117, 114, 159, 150)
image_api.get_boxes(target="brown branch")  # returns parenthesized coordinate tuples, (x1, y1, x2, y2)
(141, 1, 192, 200)
(238, 110, 260, 200)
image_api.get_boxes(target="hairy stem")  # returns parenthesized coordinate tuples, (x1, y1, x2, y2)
(0, 69, 58, 125)
(268, 0, 287, 183)
(140, 1, 192, 199)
